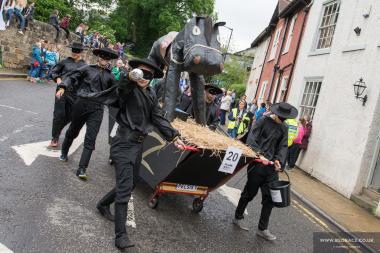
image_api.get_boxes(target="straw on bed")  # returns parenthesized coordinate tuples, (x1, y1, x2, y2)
(172, 119, 257, 158)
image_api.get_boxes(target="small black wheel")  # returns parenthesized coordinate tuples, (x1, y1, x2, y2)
(192, 198, 204, 213)
(148, 197, 159, 209)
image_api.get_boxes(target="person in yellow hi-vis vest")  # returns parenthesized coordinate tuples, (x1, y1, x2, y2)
(227, 100, 250, 138)
(285, 118, 298, 147)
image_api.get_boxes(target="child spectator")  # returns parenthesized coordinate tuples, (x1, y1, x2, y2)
(27, 41, 43, 83)
(44, 44, 58, 81)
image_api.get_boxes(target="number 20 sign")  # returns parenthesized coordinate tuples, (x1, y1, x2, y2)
(218, 146, 243, 174)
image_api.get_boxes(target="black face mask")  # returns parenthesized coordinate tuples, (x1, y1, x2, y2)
(140, 69, 154, 80)
(72, 48, 82, 54)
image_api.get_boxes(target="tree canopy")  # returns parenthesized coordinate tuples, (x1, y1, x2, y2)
(109, 0, 215, 56)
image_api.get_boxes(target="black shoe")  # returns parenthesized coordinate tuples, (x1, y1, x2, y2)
(97, 203, 114, 221)
(76, 168, 87, 180)
(115, 235, 134, 250)
(59, 154, 68, 162)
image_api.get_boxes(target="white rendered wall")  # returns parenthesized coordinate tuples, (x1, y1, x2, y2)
(246, 37, 270, 102)
(287, 0, 380, 198)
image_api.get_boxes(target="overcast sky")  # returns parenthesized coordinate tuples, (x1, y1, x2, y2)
(215, 0, 277, 52)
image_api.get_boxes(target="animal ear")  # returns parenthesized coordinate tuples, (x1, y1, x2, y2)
(214, 22, 226, 29)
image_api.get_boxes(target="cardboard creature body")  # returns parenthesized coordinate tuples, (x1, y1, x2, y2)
(147, 16, 225, 125)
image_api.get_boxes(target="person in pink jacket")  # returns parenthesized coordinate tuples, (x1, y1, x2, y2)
(286, 116, 307, 170)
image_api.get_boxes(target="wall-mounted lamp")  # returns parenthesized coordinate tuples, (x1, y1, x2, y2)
(354, 26, 361, 36)
(353, 78, 368, 106)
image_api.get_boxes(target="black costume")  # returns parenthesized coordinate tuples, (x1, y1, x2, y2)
(50, 56, 86, 142)
(96, 58, 179, 249)
(235, 103, 297, 235)
(58, 48, 119, 179)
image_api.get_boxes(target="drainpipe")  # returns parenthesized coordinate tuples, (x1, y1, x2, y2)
(254, 29, 273, 99)
(273, 63, 293, 102)
(266, 17, 289, 103)
(284, 1, 312, 101)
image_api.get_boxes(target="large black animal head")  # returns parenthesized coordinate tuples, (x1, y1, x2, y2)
(182, 16, 225, 76)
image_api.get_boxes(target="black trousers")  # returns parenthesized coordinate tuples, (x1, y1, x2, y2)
(61, 27, 70, 39)
(52, 93, 75, 141)
(62, 99, 104, 168)
(287, 143, 301, 168)
(235, 164, 278, 231)
(98, 130, 144, 239)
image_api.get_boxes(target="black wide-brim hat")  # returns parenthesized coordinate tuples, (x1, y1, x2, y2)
(270, 102, 298, 119)
(128, 58, 164, 78)
(93, 47, 119, 60)
(204, 83, 223, 95)
(67, 42, 86, 51)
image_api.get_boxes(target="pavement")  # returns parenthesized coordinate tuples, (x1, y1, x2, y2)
(0, 79, 379, 253)
(283, 169, 380, 232)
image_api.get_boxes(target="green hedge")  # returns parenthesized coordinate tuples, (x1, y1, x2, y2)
(228, 83, 246, 98)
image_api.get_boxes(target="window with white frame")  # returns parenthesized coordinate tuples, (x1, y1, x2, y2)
(315, 1, 340, 50)
(269, 29, 281, 60)
(283, 15, 297, 54)
(259, 81, 268, 102)
(299, 80, 322, 119)
(277, 76, 288, 102)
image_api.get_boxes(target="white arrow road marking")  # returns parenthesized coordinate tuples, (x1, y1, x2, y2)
(12, 126, 86, 166)
(126, 196, 136, 228)
(0, 243, 13, 253)
(217, 185, 248, 215)
(0, 104, 38, 115)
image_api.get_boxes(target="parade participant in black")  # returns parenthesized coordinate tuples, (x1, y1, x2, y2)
(185, 83, 223, 131)
(233, 102, 298, 241)
(48, 42, 86, 148)
(55, 47, 119, 180)
(95, 58, 185, 250)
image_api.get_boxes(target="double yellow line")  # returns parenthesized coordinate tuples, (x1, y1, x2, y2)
(292, 199, 361, 253)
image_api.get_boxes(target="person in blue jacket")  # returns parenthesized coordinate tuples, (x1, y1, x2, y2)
(27, 41, 43, 83)
(255, 102, 266, 121)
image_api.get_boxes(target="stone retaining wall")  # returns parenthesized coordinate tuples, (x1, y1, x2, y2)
(0, 20, 98, 69)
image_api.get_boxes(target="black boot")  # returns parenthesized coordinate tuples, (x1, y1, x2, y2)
(60, 137, 74, 161)
(97, 188, 116, 221)
(114, 203, 134, 249)
(76, 167, 87, 180)
(79, 147, 93, 169)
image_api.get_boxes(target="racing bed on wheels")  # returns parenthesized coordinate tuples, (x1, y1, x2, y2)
(139, 119, 258, 213)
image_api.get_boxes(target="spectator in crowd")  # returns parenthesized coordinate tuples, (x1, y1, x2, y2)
(44, 44, 58, 81)
(248, 98, 258, 115)
(49, 10, 60, 42)
(27, 41, 43, 83)
(0, 0, 6, 31)
(240, 94, 247, 103)
(75, 23, 84, 43)
(111, 59, 124, 81)
(219, 90, 232, 126)
(178, 86, 192, 112)
(4, 0, 15, 24)
(92, 32, 100, 48)
(59, 14, 71, 43)
(255, 103, 266, 122)
(6, 0, 26, 34)
(230, 89, 236, 109)
(287, 116, 308, 171)
(227, 100, 250, 138)
(22, 1, 34, 30)
(263, 102, 272, 116)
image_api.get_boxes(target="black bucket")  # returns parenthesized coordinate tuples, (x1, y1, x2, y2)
(268, 171, 291, 208)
